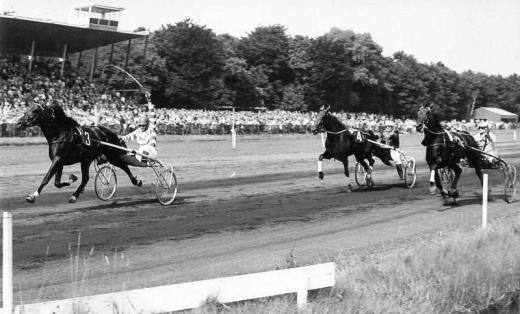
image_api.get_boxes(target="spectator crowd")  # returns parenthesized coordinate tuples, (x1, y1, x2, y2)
(1, 54, 517, 137)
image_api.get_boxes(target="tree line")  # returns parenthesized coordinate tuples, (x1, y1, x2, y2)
(79, 19, 520, 120)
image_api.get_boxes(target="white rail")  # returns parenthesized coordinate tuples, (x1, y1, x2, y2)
(2, 252, 334, 313)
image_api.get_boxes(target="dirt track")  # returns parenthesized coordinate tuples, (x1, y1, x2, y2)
(0, 132, 519, 304)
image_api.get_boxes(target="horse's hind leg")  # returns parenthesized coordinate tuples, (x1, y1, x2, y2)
(69, 161, 91, 203)
(449, 164, 463, 199)
(111, 157, 142, 187)
(340, 156, 352, 192)
(355, 154, 373, 187)
(54, 166, 78, 188)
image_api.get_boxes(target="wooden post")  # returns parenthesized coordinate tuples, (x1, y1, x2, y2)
(231, 107, 236, 149)
(482, 174, 488, 229)
(296, 276, 309, 308)
(3, 211, 13, 314)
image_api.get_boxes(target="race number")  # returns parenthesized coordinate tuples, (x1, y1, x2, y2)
(356, 131, 363, 142)
(83, 131, 91, 146)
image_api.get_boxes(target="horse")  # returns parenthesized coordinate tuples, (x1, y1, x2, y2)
(16, 101, 143, 203)
(416, 104, 484, 202)
(311, 106, 379, 192)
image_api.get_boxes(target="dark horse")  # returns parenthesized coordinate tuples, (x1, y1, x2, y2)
(16, 101, 142, 203)
(416, 104, 484, 202)
(311, 106, 380, 192)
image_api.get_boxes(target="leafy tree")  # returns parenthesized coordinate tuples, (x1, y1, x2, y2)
(237, 25, 294, 109)
(151, 19, 227, 108)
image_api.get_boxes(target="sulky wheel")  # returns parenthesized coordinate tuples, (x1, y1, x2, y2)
(156, 165, 178, 205)
(354, 162, 367, 186)
(404, 158, 417, 189)
(504, 164, 517, 203)
(94, 165, 117, 201)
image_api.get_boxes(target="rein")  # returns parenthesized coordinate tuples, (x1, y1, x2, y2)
(325, 129, 349, 135)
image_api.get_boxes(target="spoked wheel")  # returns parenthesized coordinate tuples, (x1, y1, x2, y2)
(354, 162, 367, 186)
(404, 158, 417, 189)
(504, 164, 517, 203)
(94, 165, 117, 201)
(156, 165, 178, 205)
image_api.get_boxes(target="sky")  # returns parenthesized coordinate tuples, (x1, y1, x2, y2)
(2, 0, 519, 76)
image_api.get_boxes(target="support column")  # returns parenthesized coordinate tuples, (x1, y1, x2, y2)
(28, 40, 35, 72)
(77, 51, 82, 69)
(109, 43, 114, 64)
(89, 47, 98, 82)
(140, 35, 149, 81)
(60, 44, 67, 77)
(124, 39, 132, 70)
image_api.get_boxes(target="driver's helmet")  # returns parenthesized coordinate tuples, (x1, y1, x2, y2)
(478, 121, 488, 132)
(34, 94, 46, 103)
(384, 120, 394, 132)
(138, 116, 149, 127)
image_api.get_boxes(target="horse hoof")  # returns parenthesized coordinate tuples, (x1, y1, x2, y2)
(318, 172, 324, 180)
(68, 174, 78, 183)
(136, 180, 143, 187)
(26, 195, 36, 203)
(429, 184, 437, 195)
(450, 190, 460, 198)
(346, 185, 352, 193)
(68, 196, 77, 203)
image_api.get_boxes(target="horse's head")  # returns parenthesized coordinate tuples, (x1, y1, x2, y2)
(16, 101, 55, 130)
(416, 105, 432, 133)
(311, 105, 331, 134)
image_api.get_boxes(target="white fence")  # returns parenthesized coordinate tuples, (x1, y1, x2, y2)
(1, 212, 335, 313)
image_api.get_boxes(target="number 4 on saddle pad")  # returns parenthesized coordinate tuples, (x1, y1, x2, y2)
(354, 131, 364, 143)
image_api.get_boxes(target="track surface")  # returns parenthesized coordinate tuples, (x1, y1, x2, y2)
(0, 132, 519, 304)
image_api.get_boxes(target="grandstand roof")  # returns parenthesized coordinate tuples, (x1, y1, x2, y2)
(0, 15, 147, 56)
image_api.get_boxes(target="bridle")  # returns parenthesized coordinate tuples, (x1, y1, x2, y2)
(314, 110, 349, 135)
(418, 106, 447, 135)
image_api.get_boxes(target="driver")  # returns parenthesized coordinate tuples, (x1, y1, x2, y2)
(473, 121, 498, 164)
(119, 115, 157, 167)
(381, 122, 403, 179)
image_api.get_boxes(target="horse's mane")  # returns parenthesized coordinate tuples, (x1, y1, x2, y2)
(49, 103, 79, 127)
(326, 112, 348, 130)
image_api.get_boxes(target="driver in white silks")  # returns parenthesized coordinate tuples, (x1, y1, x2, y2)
(473, 122, 499, 166)
(119, 115, 157, 167)
(380, 121, 404, 179)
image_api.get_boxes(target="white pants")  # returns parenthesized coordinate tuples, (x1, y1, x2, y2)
(390, 150, 401, 165)
(137, 145, 157, 162)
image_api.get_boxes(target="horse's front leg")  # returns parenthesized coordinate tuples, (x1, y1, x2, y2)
(433, 168, 449, 199)
(429, 168, 437, 195)
(317, 151, 332, 180)
(69, 161, 91, 203)
(54, 166, 78, 188)
(26, 157, 62, 203)
(340, 156, 352, 192)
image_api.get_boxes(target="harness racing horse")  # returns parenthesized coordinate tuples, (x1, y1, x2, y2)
(416, 104, 484, 203)
(311, 106, 379, 192)
(16, 101, 143, 203)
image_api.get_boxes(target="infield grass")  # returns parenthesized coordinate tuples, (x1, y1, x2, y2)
(195, 216, 520, 314)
